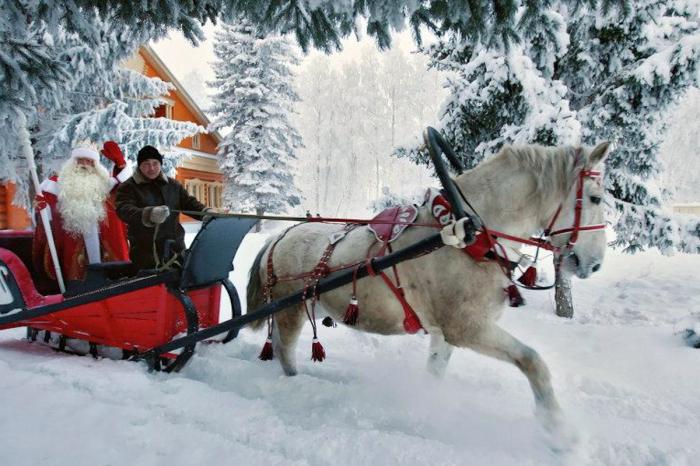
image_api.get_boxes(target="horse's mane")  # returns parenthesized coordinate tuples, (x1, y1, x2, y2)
(482, 144, 582, 210)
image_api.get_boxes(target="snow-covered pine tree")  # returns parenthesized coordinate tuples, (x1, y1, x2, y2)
(209, 19, 302, 225)
(399, 1, 700, 255)
(32, 19, 203, 177)
(558, 1, 700, 254)
(68, 0, 591, 53)
(4, 0, 530, 58)
(0, 3, 203, 201)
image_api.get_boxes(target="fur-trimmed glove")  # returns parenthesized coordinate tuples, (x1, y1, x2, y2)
(34, 193, 47, 210)
(101, 141, 126, 167)
(142, 205, 170, 226)
(440, 217, 474, 248)
(150, 205, 170, 224)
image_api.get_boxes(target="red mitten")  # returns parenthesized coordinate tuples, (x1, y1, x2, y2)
(35, 193, 47, 210)
(101, 141, 126, 167)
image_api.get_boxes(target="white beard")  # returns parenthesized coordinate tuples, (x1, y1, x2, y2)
(57, 160, 111, 237)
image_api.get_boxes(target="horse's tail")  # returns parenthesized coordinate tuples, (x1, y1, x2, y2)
(246, 237, 273, 331)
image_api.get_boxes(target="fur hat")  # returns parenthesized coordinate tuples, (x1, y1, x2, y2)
(137, 145, 163, 165)
(70, 147, 100, 163)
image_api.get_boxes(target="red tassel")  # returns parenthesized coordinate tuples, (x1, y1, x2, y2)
(258, 338, 274, 361)
(506, 284, 525, 307)
(403, 313, 422, 334)
(518, 266, 537, 287)
(311, 338, 326, 362)
(343, 296, 359, 325)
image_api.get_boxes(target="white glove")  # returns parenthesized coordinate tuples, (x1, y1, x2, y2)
(150, 205, 170, 225)
(440, 217, 472, 248)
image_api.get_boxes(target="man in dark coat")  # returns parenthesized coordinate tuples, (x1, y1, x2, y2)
(115, 145, 209, 270)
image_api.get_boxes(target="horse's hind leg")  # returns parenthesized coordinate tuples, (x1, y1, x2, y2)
(272, 305, 306, 376)
(427, 332, 454, 378)
(457, 324, 562, 423)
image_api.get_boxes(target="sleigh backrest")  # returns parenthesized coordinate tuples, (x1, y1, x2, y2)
(179, 216, 258, 289)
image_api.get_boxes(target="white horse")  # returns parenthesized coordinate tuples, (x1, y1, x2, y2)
(247, 141, 609, 432)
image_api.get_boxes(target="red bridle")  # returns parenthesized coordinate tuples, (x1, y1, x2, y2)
(469, 151, 606, 256)
(541, 167, 605, 252)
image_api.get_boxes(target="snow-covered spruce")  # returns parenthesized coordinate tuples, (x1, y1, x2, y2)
(397, 0, 700, 254)
(209, 19, 302, 219)
(0, 3, 202, 203)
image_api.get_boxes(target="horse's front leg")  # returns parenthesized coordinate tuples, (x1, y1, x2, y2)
(427, 332, 454, 378)
(456, 324, 562, 426)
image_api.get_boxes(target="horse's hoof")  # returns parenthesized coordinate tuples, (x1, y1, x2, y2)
(536, 407, 579, 454)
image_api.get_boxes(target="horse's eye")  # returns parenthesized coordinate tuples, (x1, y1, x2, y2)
(590, 196, 602, 205)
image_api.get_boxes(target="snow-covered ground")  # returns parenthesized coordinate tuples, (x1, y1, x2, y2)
(0, 233, 698, 466)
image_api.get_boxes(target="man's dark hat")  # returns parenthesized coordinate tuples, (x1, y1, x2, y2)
(137, 145, 163, 165)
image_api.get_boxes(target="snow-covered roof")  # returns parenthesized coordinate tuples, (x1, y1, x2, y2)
(140, 45, 222, 145)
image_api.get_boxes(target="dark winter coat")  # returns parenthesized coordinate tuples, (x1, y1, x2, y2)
(115, 169, 207, 270)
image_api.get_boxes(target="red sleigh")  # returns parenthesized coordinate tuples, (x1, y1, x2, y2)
(0, 217, 257, 371)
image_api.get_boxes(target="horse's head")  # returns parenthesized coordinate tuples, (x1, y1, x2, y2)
(548, 142, 609, 279)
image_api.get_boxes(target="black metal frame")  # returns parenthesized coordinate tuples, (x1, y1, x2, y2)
(424, 127, 466, 218)
(221, 278, 242, 343)
(423, 127, 479, 245)
(153, 286, 200, 373)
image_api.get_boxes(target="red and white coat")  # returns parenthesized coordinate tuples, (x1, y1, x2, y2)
(33, 165, 132, 282)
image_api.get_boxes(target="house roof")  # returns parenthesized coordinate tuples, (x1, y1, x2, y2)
(140, 45, 222, 145)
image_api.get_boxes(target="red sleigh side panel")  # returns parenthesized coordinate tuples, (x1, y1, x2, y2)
(0, 247, 222, 351)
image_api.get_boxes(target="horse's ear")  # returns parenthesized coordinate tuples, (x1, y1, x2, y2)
(589, 141, 610, 167)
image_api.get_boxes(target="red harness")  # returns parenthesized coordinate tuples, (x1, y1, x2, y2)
(260, 154, 605, 357)
(544, 167, 605, 252)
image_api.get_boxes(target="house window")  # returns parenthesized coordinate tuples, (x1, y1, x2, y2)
(184, 178, 201, 201)
(154, 103, 174, 119)
(192, 133, 201, 150)
(154, 105, 166, 118)
(184, 178, 223, 209)
(209, 183, 223, 208)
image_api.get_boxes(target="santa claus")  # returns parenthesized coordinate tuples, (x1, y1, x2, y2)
(33, 142, 132, 282)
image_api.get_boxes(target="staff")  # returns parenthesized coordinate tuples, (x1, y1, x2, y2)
(23, 145, 66, 293)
